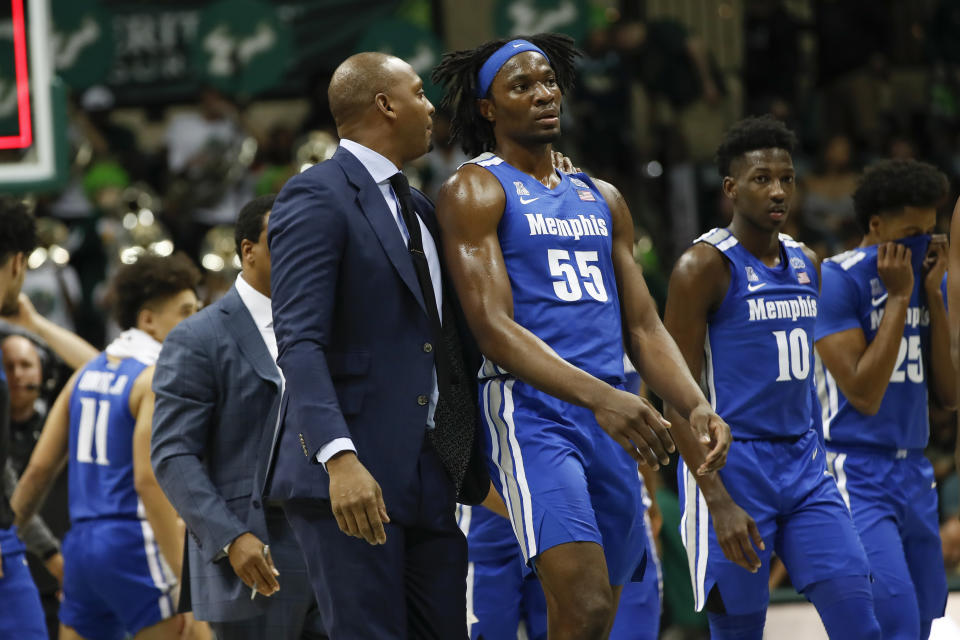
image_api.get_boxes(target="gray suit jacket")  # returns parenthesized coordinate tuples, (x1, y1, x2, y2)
(151, 286, 282, 622)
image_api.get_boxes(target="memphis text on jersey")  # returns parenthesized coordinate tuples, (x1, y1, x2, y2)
(747, 295, 818, 322)
(525, 213, 609, 240)
(869, 305, 931, 332)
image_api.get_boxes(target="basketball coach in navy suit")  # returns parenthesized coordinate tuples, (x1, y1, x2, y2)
(265, 52, 489, 639)
(151, 196, 326, 639)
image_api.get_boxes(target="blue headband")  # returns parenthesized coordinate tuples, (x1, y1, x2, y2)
(476, 39, 550, 98)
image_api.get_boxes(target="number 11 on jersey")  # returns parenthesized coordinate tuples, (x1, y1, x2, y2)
(76, 398, 111, 465)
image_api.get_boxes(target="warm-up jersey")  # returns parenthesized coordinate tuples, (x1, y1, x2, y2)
(815, 235, 943, 450)
(67, 353, 149, 522)
(468, 153, 625, 384)
(698, 228, 819, 439)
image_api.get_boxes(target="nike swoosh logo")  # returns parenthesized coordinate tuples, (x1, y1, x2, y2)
(747, 282, 766, 292)
(871, 293, 888, 307)
(519, 196, 539, 204)
(513, 43, 523, 48)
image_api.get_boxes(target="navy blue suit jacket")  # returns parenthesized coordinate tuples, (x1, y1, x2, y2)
(151, 287, 281, 622)
(265, 147, 486, 520)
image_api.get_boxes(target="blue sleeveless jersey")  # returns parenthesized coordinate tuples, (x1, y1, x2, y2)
(68, 353, 149, 522)
(697, 228, 819, 439)
(468, 153, 625, 383)
(814, 235, 941, 450)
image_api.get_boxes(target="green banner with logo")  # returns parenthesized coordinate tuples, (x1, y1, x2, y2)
(493, 0, 590, 43)
(192, 0, 294, 95)
(355, 18, 444, 103)
(51, 0, 115, 89)
(50, 0, 404, 105)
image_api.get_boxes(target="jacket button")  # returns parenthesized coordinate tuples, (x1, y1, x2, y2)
(417, 394, 429, 406)
(252, 500, 261, 509)
(423, 342, 433, 353)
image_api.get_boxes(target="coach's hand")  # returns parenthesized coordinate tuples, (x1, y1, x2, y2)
(327, 452, 389, 545)
(551, 150, 580, 174)
(593, 387, 675, 470)
(877, 242, 914, 300)
(228, 532, 279, 596)
(709, 495, 764, 573)
(688, 404, 731, 475)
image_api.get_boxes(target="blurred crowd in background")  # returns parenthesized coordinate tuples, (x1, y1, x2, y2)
(6, 0, 960, 637)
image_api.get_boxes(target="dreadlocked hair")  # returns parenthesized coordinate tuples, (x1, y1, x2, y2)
(432, 33, 581, 158)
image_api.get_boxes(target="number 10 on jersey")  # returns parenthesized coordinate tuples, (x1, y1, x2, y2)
(773, 328, 810, 381)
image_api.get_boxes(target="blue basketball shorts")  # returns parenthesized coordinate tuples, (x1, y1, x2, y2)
(465, 542, 548, 640)
(459, 500, 661, 640)
(678, 429, 870, 614)
(610, 493, 662, 640)
(458, 504, 546, 640)
(60, 519, 177, 640)
(0, 526, 47, 640)
(825, 446, 947, 622)
(480, 377, 647, 586)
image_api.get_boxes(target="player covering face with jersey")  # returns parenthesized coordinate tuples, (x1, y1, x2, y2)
(815, 159, 952, 640)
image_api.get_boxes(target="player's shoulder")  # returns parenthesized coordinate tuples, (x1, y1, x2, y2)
(438, 154, 506, 211)
(578, 175, 624, 207)
(132, 365, 155, 392)
(670, 237, 730, 296)
(448, 152, 503, 182)
(778, 233, 819, 268)
(674, 240, 728, 277)
(823, 247, 870, 273)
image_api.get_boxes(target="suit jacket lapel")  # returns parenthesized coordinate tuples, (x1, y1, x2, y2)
(334, 148, 428, 315)
(219, 288, 281, 388)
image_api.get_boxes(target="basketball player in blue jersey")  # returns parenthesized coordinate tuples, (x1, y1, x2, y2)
(663, 116, 880, 640)
(12, 254, 205, 640)
(949, 194, 960, 489)
(0, 199, 48, 638)
(432, 34, 745, 639)
(458, 469, 662, 639)
(815, 159, 953, 639)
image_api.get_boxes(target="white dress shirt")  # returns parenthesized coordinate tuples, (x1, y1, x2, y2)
(234, 273, 279, 363)
(315, 139, 443, 467)
(223, 273, 280, 556)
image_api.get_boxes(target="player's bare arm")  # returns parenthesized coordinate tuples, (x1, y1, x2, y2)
(949, 198, 960, 387)
(597, 178, 731, 473)
(923, 234, 955, 409)
(949, 199, 960, 483)
(1, 292, 98, 370)
(663, 243, 765, 573)
(816, 243, 915, 415)
(437, 164, 674, 469)
(131, 367, 186, 579)
(10, 369, 77, 526)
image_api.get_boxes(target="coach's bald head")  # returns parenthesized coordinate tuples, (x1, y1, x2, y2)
(328, 52, 435, 167)
(328, 52, 395, 128)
